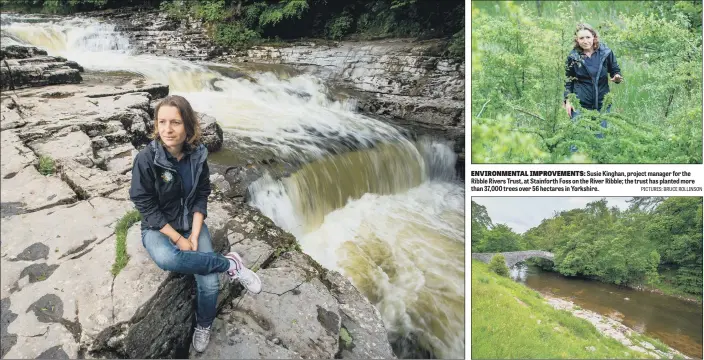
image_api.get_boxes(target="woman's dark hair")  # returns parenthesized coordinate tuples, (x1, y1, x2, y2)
(573, 23, 600, 51)
(151, 95, 202, 148)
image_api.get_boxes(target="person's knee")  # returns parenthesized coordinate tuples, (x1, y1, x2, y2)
(196, 223, 215, 252)
(143, 231, 180, 271)
(197, 273, 219, 294)
(198, 223, 211, 241)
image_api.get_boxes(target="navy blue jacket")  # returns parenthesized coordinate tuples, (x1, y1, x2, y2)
(129, 140, 211, 232)
(564, 43, 621, 111)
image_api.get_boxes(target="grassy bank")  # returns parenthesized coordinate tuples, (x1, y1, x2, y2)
(471, 260, 648, 359)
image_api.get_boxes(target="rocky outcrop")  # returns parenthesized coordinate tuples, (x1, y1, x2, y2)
(0, 53, 393, 359)
(88, 8, 219, 61)
(1, 45, 83, 91)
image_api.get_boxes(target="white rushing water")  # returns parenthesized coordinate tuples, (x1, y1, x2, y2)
(3, 14, 466, 358)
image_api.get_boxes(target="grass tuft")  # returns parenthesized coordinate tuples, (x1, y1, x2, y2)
(38, 156, 55, 175)
(111, 210, 142, 277)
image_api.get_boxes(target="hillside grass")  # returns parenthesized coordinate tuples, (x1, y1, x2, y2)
(471, 260, 651, 359)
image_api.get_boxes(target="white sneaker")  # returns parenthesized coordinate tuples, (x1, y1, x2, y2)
(224, 252, 262, 294)
(192, 324, 211, 353)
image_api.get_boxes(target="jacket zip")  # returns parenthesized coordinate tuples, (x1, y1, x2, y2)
(574, 48, 611, 110)
(593, 49, 611, 110)
(153, 147, 207, 231)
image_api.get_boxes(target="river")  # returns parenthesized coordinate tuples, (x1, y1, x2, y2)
(2, 14, 465, 359)
(511, 264, 703, 358)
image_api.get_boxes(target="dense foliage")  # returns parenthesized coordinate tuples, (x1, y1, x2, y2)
(472, 1, 702, 163)
(488, 254, 510, 277)
(0, 0, 464, 57)
(471, 197, 703, 296)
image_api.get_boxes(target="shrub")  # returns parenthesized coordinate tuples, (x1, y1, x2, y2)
(213, 21, 260, 50)
(446, 27, 464, 60)
(489, 254, 510, 277)
(326, 13, 354, 40)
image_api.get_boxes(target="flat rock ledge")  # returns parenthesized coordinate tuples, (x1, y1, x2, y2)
(1, 44, 84, 91)
(0, 45, 393, 359)
(544, 295, 688, 359)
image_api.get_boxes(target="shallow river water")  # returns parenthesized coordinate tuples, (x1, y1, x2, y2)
(511, 264, 703, 358)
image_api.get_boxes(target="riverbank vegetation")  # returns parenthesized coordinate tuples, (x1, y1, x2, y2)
(471, 1, 702, 163)
(471, 197, 703, 300)
(472, 260, 651, 359)
(0, 0, 464, 59)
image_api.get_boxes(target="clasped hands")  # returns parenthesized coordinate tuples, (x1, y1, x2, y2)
(175, 233, 199, 251)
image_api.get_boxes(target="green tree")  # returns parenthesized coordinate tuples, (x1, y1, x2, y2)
(489, 254, 510, 277)
(479, 224, 523, 253)
(471, 200, 493, 252)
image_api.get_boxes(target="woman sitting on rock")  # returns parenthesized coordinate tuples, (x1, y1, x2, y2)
(129, 95, 261, 353)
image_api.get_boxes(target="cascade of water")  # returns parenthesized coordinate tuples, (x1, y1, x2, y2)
(3, 14, 465, 358)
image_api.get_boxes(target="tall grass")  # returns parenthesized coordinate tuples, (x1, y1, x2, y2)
(471, 0, 702, 163)
(472, 260, 651, 359)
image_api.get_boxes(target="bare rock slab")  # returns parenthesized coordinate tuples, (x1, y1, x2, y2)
(57, 159, 130, 199)
(226, 252, 340, 359)
(29, 130, 94, 167)
(191, 318, 302, 359)
(0, 198, 133, 297)
(1, 129, 37, 178)
(0, 166, 76, 216)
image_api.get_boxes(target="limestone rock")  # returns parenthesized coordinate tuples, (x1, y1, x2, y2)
(0, 130, 36, 178)
(57, 159, 130, 199)
(324, 271, 395, 359)
(0, 44, 48, 60)
(210, 173, 231, 193)
(0, 166, 76, 216)
(191, 318, 302, 359)
(224, 252, 340, 359)
(198, 113, 223, 152)
(29, 130, 94, 167)
(0, 45, 83, 90)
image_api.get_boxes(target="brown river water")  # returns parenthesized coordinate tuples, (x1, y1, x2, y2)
(511, 264, 703, 358)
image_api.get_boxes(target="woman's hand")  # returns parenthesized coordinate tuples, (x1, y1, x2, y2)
(564, 101, 574, 117)
(611, 74, 623, 83)
(175, 236, 193, 251)
(188, 233, 199, 252)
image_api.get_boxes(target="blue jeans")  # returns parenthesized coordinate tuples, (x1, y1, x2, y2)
(142, 223, 229, 327)
(569, 106, 609, 153)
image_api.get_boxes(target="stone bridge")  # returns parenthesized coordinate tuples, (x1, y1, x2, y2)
(471, 251, 555, 268)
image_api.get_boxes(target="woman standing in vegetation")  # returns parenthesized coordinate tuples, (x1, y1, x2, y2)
(563, 23, 623, 120)
(130, 95, 262, 353)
